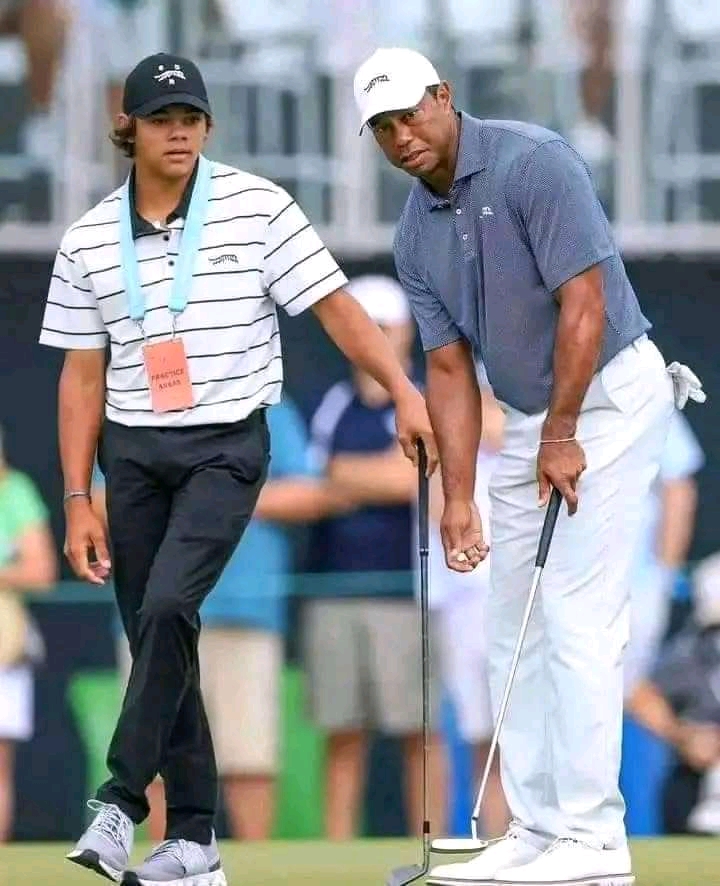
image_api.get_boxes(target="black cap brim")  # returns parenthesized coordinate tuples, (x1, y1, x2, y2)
(132, 93, 211, 118)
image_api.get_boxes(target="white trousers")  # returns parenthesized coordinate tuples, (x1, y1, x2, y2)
(487, 336, 674, 850)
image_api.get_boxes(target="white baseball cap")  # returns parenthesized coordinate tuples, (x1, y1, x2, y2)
(346, 275, 411, 326)
(353, 47, 441, 133)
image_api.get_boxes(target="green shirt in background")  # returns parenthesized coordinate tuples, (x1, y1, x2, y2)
(0, 470, 49, 568)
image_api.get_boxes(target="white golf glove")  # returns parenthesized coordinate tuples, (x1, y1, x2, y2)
(666, 361, 707, 410)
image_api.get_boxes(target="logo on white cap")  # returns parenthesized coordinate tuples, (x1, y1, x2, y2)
(364, 74, 389, 93)
(353, 47, 441, 132)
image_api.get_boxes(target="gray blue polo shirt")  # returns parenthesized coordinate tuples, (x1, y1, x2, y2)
(393, 113, 650, 415)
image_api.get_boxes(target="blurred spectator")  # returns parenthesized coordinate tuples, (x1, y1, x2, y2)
(427, 373, 510, 839)
(98, 397, 351, 841)
(0, 0, 70, 169)
(0, 424, 58, 841)
(628, 551, 720, 835)
(565, 0, 614, 168)
(303, 274, 445, 840)
(624, 410, 705, 704)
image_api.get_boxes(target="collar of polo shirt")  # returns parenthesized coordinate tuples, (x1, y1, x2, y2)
(420, 112, 487, 209)
(129, 159, 199, 238)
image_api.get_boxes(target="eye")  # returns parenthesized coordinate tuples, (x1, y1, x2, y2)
(403, 109, 418, 123)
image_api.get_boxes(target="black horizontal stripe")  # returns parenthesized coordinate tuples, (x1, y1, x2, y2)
(41, 326, 106, 337)
(58, 250, 75, 264)
(211, 171, 238, 179)
(198, 240, 264, 252)
(70, 241, 120, 256)
(191, 268, 261, 279)
(104, 292, 270, 326)
(110, 330, 280, 371)
(107, 353, 281, 393)
(282, 268, 344, 308)
(266, 246, 325, 289)
(51, 273, 92, 293)
(119, 312, 275, 346)
(84, 254, 162, 278)
(102, 195, 122, 203)
(209, 187, 276, 202)
(269, 200, 294, 225)
(205, 213, 271, 226)
(106, 377, 282, 413)
(264, 223, 310, 260)
(72, 218, 119, 231)
(46, 300, 98, 311)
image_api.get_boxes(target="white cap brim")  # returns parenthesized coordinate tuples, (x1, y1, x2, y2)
(358, 82, 427, 133)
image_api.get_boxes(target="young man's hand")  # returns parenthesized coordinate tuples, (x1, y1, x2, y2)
(394, 384, 439, 476)
(64, 498, 112, 585)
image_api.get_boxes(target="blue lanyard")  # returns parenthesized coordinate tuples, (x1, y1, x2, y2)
(119, 154, 213, 325)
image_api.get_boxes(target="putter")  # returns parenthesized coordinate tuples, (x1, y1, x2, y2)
(431, 487, 563, 854)
(386, 439, 432, 886)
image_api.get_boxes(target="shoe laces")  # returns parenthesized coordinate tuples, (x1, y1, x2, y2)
(87, 800, 132, 848)
(145, 839, 207, 873)
(546, 837, 588, 854)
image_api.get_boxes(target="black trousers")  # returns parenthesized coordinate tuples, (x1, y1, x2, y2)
(95, 412, 269, 843)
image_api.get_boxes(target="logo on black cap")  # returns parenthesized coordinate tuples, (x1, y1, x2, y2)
(154, 63, 187, 86)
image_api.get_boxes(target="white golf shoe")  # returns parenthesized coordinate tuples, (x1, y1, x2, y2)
(427, 827, 549, 885)
(496, 837, 634, 885)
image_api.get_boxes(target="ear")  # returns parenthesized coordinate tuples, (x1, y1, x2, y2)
(436, 81, 453, 110)
(115, 112, 131, 129)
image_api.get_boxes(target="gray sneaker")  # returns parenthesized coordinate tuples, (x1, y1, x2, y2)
(67, 800, 134, 882)
(121, 834, 225, 886)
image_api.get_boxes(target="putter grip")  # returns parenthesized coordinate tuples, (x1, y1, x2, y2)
(535, 487, 562, 568)
(417, 440, 429, 549)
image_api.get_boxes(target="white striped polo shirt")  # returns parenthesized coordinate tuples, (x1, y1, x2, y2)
(39, 159, 348, 427)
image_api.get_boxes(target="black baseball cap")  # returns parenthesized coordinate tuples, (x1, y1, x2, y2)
(123, 52, 212, 118)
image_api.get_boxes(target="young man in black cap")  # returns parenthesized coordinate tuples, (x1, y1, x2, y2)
(39, 53, 436, 886)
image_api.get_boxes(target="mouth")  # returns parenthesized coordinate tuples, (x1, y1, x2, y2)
(400, 149, 427, 169)
(165, 150, 192, 159)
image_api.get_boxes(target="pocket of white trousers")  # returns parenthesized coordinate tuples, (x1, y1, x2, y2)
(598, 338, 666, 415)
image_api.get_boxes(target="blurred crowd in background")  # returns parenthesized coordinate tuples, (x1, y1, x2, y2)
(1, 0, 720, 848)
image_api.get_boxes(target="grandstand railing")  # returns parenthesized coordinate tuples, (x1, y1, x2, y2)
(1, 0, 720, 257)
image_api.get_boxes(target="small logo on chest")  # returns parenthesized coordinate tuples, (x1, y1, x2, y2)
(209, 253, 239, 266)
(481, 206, 494, 217)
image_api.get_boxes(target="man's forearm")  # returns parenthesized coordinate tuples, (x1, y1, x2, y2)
(329, 452, 415, 504)
(545, 286, 604, 438)
(312, 290, 414, 400)
(658, 479, 698, 569)
(58, 355, 105, 493)
(426, 343, 482, 502)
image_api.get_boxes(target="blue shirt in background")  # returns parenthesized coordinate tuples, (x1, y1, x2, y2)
(632, 410, 705, 587)
(305, 381, 413, 596)
(201, 398, 319, 634)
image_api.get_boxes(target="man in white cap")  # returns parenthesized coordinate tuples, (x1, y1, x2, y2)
(303, 274, 446, 841)
(351, 46, 705, 886)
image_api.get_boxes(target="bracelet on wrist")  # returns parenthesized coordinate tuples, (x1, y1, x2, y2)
(63, 490, 91, 503)
(540, 437, 576, 444)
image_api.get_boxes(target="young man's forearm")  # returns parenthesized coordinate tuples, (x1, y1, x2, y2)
(312, 290, 415, 400)
(426, 341, 482, 502)
(544, 270, 605, 438)
(58, 353, 105, 494)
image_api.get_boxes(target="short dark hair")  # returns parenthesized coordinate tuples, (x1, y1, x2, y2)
(108, 110, 213, 158)
(109, 116, 136, 158)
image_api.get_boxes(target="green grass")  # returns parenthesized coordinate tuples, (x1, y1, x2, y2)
(2, 838, 719, 885)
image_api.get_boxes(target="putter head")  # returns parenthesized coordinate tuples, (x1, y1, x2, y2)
(386, 863, 427, 886)
(431, 837, 490, 854)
